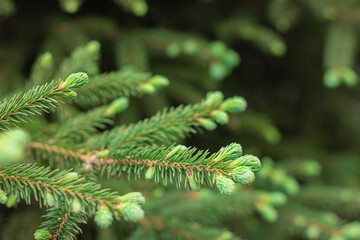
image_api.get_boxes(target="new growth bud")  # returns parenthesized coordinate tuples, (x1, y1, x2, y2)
(183, 40, 199, 55)
(0, 190, 7, 204)
(343, 222, 360, 239)
(0, 129, 30, 164)
(63, 172, 79, 181)
(71, 199, 82, 213)
(131, 1, 148, 17)
(45, 192, 55, 207)
(63, 72, 89, 89)
(39, 52, 53, 67)
(217, 231, 235, 240)
(6, 194, 17, 208)
(270, 41, 286, 57)
(323, 68, 358, 88)
(197, 118, 217, 131)
(323, 69, 341, 88)
(305, 225, 321, 240)
(217, 143, 242, 162)
(263, 192, 287, 206)
(167, 145, 187, 158)
(119, 192, 145, 205)
(188, 175, 201, 192)
(211, 110, 229, 125)
(106, 97, 129, 115)
(34, 229, 51, 240)
(61, 0, 81, 14)
(205, 91, 224, 108)
(216, 175, 235, 195)
(223, 49, 241, 67)
(342, 68, 358, 86)
(232, 166, 255, 185)
(231, 155, 261, 171)
(221, 96, 247, 113)
(149, 75, 170, 89)
(86, 41, 101, 55)
(282, 177, 300, 195)
(140, 82, 156, 94)
(256, 203, 278, 222)
(64, 90, 77, 99)
(166, 42, 181, 58)
(95, 205, 113, 228)
(300, 160, 322, 177)
(208, 41, 227, 57)
(97, 150, 110, 158)
(145, 167, 155, 180)
(118, 202, 144, 222)
(209, 62, 227, 81)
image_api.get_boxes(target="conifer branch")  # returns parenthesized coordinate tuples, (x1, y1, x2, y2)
(28, 52, 54, 87)
(216, 17, 286, 57)
(323, 22, 358, 87)
(0, 72, 88, 131)
(115, 36, 149, 71)
(51, 97, 129, 145)
(133, 28, 240, 80)
(145, 190, 285, 224)
(55, 41, 100, 80)
(85, 92, 246, 150)
(299, 185, 360, 214)
(29, 141, 83, 163)
(0, 164, 114, 210)
(39, 208, 87, 240)
(278, 204, 348, 239)
(29, 142, 260, 195)
(73, 68, 169, 108)
(85, 101, 208, 150)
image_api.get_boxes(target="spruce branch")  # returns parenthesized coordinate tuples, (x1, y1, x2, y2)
(38, 208, 87, 240)
(0, 163, 146, 225)
(216, 17, 286, 57)
(115, 36, 149, 71)
(133, 28, 240, 80)
(323, 22, 358, 88)
(145, 190, 284, 224)
(55, 41, 100, 80)
(98, 143, 260, 194)
(28, 142, 260, 195)
(277, 204, 356, 239)
(85, 91, 246, 150)
(29, 141, 84, 166)
(299, 185, 360, 215)
(0, 72, 88, 131)
(50, 97, 129, 145)
(0, 163, 114, 211)
(28, 52, 54, 87)
(73, 68, 169, 108)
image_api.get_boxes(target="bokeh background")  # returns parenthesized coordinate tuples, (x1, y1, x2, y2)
(1, 0, 360, 239)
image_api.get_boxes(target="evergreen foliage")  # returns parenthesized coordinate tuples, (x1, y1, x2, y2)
(1, 0, 360, 239)
(0, 38, 255, 239)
